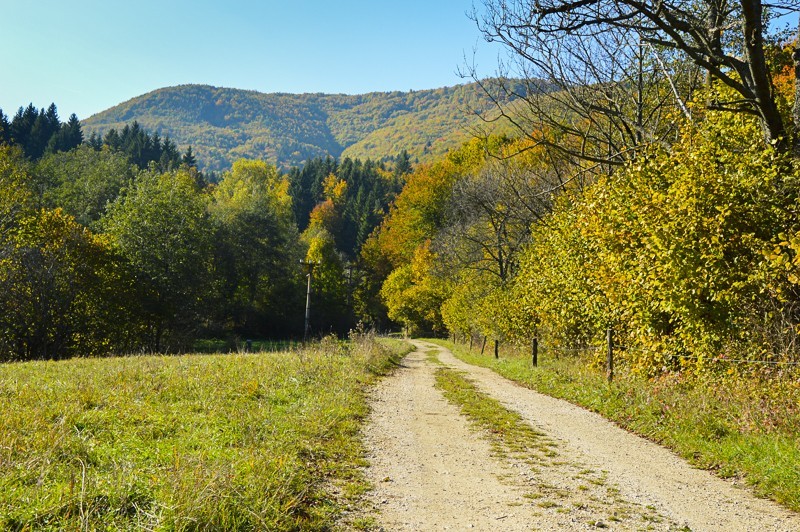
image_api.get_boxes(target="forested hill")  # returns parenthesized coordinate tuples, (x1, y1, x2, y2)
(82, 82, 515, 171)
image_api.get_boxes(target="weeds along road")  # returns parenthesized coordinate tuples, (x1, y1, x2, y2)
(361, 340, 800, 531)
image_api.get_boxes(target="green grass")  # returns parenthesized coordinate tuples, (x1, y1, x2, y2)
(0, 334, 411, 531)
(431, 362, 557, 465)
(430, 339, 800, 513)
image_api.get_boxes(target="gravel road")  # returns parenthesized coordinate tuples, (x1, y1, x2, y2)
(360, 340, 800, 531)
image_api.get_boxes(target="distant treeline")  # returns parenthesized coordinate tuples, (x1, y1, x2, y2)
(0, 103, 411, 361)
(0, 103, 195, 172)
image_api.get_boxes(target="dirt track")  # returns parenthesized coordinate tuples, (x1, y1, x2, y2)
(361, 340, 800, 531)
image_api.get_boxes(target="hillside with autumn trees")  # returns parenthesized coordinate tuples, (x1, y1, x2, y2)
(81, 82, 522, 173)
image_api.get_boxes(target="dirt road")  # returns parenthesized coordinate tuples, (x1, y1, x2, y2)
(361, 340, 800, 531)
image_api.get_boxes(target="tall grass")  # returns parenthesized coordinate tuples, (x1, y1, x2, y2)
(0, 334, 409, 530)
(431, 339, 800, 513)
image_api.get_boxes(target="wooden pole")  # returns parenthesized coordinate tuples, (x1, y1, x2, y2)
(469, 334, 473, 351)
(532, 337, 538, 367)
(481, 336, 487, 355)
(494, 339, 499, 359)
(606, 328, 614, 383)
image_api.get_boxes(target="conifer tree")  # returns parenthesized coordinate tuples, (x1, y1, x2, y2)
(182, 146, 196, 168)
(0, 110, 9, 144)
(10, 104, 38, 153)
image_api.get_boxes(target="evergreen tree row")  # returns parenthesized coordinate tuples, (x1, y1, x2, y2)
(0, 104, 197, 176)
(0, 104, 82, 160)
(86, 121, 196, 172)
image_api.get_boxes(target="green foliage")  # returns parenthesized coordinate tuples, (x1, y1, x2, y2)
(96, 120, 184, 172)
(35, 145, 135, 229)
(0, 207, 125, 361)
(287, 155, 402, 258)
(4, 103, 79, 160)
(0, 335, 409, 530)
(380, 242, 449, 334)
(103, 168, 213, 352)
(302, 225, 350, 334)
(0, 146, 127, 361)
(515, 113, 800, 371)
(210, 160, 303, 337)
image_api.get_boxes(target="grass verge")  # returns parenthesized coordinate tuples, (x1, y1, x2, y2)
(429, 339, 800, 513)
(429, 355, 671, 528)
(432, 363, 556, 462)
(0, 334, 411, 531)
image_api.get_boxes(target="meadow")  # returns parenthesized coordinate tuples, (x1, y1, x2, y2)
(0, 335, 410, 530)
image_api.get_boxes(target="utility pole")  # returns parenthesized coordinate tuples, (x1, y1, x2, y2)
(301, 259, 317, 342)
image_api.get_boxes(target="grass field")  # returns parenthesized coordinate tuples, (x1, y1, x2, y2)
(430, 339, 800, 513)
(0, 334, 410, 531)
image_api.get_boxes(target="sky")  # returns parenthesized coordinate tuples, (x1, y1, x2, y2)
(0, 0, 506, 119)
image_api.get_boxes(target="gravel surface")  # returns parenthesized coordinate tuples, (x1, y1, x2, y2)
(360, 340, 800, 531)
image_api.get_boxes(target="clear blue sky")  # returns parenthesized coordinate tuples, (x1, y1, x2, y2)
(0, 0, 504, 119)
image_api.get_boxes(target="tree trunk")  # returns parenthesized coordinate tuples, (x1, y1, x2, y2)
(741, 0, 788, 151)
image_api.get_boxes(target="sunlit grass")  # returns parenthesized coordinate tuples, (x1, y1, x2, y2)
(0, 335, 411, 530)
(431, 339, 800, 513)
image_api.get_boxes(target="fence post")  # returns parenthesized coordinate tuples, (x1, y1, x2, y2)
(532, 337, 538, 367)
(494, 339, 499, 359)
(481, 336, 487, 355)
(469, 334, 473, 352)
(606, 328, 614, 383)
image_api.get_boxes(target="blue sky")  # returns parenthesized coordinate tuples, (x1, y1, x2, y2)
(0, 0, 504, 119)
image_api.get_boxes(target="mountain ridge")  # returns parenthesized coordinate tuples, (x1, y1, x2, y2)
(81, 82, 513, 171)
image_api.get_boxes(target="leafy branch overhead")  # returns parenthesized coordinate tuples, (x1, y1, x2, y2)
(473, 0, 800, 164)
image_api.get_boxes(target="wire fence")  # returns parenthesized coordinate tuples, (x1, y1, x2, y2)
(455, 329, 800, 382)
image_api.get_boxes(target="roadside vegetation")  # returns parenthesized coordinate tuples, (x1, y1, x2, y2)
(432, 339, 800, 513)
(0, 334, 410, 530)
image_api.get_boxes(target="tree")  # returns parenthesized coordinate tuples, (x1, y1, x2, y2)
(438, 151, 556, 287)
(0, 145, 34, 257)
(0, 208, 125, 361)
(46, 113, 83, 154)
(9, 104, 38, 157)
(0, 110, 9, 144)
(36, 145, 134, 229)
(301, 225, 350, 335)
(209, 160, 303, 337)
(0, 147, 130, 360)
(103, 168, 213, 351)
(182, 145, 197, 168)
(474, 0, 799, 158)
(380, 242, 449, 335)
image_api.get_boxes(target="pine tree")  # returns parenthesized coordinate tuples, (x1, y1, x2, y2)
(87, 132, 103, 150)
(181, 146, 196, 168)
(103, 128, 121, 150)
(0, 109, 9, 144)
(45, 113, 83, 154)
(64, 113, 83, 148)
(10, 104, 38, 151)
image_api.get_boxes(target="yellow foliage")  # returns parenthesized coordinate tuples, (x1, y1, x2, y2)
(322, 173, 348, 205)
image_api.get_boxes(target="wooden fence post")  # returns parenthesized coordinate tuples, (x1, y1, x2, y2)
(606, 328, 614, 383)
(532, 337, 538, 367)
(494, 339, 499, 359)
(481, 336, 487, 355)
